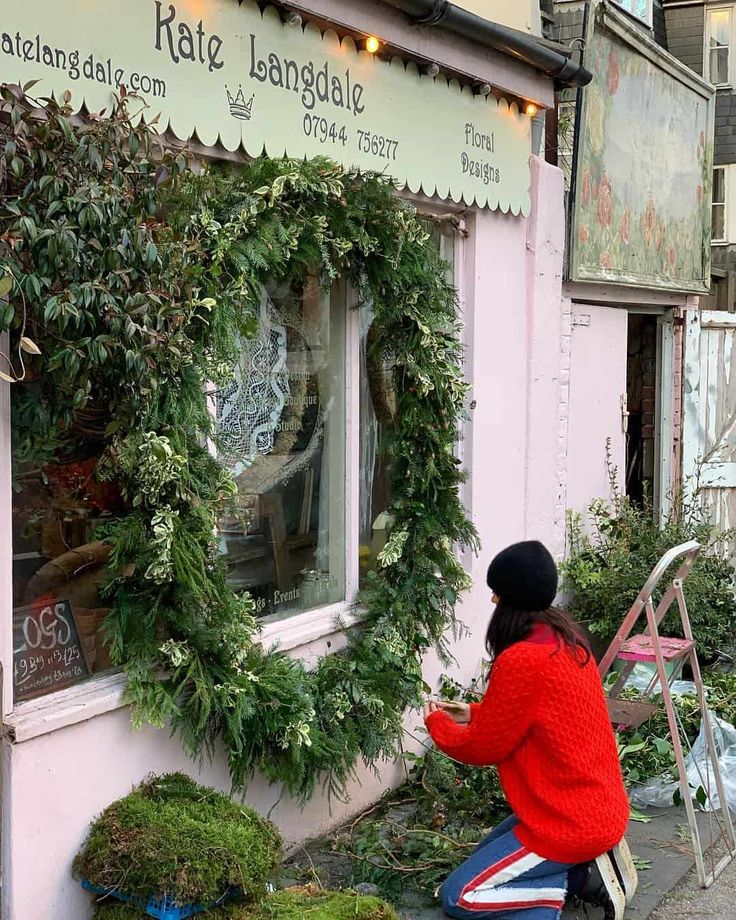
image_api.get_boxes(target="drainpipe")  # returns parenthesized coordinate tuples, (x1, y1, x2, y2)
(382, 0, 592, 88)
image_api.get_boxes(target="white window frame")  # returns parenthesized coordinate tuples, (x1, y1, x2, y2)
(713, 165, 728, 244)
(705, 4, 734, 88)
(0, 205, 469, 738)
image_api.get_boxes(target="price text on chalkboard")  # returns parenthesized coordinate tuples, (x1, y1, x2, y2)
(13, 599, 90, 701)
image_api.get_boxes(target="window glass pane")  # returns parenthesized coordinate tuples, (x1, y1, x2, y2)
(359, 224, 455, 587)
(612, 1, 652, 25)
(713, 203, 726, 240)
(12, 409, 118, 702)
(709, 10, 731, 83)
(710, 10, 731, 48)
(711, 47, 730, 85)
(714, 168, 726, 205)
(217, 279, 346, 619)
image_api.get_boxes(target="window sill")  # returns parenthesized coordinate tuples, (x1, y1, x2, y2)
(259, 600, 364, 651)
(4, 671, 128, 743)
(2, 602, 366, 744)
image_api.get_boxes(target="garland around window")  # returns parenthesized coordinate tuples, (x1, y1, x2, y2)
(0, 86, 477, 799)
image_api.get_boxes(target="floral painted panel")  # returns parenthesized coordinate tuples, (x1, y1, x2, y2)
(570, 8, 713, 292)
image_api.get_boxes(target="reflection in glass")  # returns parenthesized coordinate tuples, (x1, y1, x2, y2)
(217, 279, 346, 619)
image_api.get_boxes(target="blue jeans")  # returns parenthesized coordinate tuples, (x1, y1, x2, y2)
(441, 815, 574, 920)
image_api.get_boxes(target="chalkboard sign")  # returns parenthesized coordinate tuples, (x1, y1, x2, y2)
(13, 599, 90, 701)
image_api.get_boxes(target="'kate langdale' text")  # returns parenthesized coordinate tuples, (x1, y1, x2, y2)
(155, 1, 224, 72)
(249, 34, 365, 116)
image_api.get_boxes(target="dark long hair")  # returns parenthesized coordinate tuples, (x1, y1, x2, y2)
(485, 603, 591, 666)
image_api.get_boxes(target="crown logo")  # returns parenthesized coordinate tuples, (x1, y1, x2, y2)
(226, 85, 255, 121)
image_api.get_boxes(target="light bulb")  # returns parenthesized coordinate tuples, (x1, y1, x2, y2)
(365, 36, 380, 54)
(285, 12, 302, 27)
(525, 103, 539, 117)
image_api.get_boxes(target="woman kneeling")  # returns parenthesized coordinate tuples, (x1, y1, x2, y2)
(424, 541, 636, 920)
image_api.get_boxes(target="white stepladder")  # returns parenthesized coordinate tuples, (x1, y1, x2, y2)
(599, 540, 736, 888)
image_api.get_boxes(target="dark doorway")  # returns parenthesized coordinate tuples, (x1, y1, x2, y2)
(626, 314, 658, 506)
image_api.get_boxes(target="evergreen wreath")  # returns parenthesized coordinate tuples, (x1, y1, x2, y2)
(0, 85, 477, 799)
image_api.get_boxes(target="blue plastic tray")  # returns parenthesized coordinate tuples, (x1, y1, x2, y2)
(82, 879, 237, 920)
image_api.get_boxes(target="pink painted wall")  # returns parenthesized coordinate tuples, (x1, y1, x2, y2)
(0, 159, 570, 920)
(565, 304, 628, 517)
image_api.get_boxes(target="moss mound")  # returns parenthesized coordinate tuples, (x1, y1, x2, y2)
(93, 888, 398, 920)
(75, 773, 282, 904)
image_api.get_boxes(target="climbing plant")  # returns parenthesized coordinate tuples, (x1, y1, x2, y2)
(0, 85, 477, 799)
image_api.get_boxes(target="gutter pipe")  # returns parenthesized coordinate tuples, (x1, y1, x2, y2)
(381, 0, 593, 88)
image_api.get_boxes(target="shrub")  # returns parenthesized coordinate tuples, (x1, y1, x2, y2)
(75, 773, 282, 905)
(562, 481, 736, 661)
(92, 888, 398, 920)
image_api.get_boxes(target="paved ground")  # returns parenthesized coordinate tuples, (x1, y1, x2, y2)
(650, 847, 736, 920)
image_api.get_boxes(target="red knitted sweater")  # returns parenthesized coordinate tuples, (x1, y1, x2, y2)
(425, 625, 630, 864)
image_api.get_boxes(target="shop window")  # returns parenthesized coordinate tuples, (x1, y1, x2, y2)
(217, 278, 346, 620)
(10, 227, 459, 701)
(706, 8, 732, 86)
(713, 166, 727, 243)
(11, 406, 120, 701)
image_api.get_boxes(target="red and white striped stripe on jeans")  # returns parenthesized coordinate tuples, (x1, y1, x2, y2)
(441, 816, 572, 920)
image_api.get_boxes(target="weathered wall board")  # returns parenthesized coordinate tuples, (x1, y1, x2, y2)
(569, 2, 714, 292)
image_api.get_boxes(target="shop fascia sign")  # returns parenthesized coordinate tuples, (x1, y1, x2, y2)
(0, 0, 532, 215)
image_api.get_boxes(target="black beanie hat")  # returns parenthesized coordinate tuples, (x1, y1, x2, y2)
(486, 541, 558, 611)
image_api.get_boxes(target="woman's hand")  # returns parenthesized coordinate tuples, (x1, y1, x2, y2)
(423, 700, 471, 724)
(435, 701, 471, 724)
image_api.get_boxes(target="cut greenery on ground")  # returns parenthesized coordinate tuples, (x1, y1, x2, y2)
(616, 669, 736, 788)
(287, 670, 736, 904)
(75, 773, 282, 905)
(92, 888, 399, 920)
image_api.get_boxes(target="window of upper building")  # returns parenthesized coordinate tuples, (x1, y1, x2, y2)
(713, 166, 728, 243)
(706, 7, 733, 86)
(611, 0, 653, 28)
